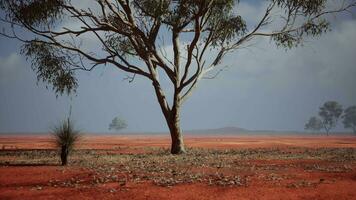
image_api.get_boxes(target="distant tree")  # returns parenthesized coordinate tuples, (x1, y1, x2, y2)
(342, 106, 356, 134)
(304, 116, 322, 132)
(109, 117, 128, 131)
(1, 0, 355, 153)
(318, 101, 343, 136)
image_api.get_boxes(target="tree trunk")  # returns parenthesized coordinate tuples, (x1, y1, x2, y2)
(151, 80, 186, 154)
(168, 103, 186, 154)
(61, 146, 68, 165)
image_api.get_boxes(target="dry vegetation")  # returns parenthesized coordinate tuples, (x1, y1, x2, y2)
(1, 147, 355, 189)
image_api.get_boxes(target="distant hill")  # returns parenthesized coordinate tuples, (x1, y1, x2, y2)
(184, 126, 317, 135)
(183, 126, 354, 136)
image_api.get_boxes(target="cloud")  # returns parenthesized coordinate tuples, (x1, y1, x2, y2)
(180, 16, 356, 131)
(219, 18, 356, 90)
(0, 53, 24, 84)
(236, 1, 270, 26)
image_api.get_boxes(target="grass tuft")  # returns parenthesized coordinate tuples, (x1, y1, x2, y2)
(52, 118, 80, 165)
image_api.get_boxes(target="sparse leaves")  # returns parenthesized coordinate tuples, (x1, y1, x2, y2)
(302, 19, 330, 36)
(272, 19, 330, 48)
(275, 0, 327, 15)
(272, 32, 301, 48)
(105, 34, 136, 57)
(209, 14, 247, 47)
(21, 41, 78, 95)
(0, 0, 67, 27)
(133, 0, 170, 19)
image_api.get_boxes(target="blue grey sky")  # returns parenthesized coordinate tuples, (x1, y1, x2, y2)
(0, 1, 356, 133)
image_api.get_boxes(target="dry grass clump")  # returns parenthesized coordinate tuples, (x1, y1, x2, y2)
(52, 118, 80, 165)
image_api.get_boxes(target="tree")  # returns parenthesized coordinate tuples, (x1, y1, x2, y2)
(109, 116, 128, 131)
(0, 0, 355, 154)
(318, 101, 343, 136)
(342, 106, 356, 134)
(304, 116, 322, 132)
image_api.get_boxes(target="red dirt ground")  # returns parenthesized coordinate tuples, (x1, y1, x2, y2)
(1, 135, 355, 149)
(1, 135, 356, 200)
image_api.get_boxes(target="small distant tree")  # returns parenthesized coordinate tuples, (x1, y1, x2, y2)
(318, 101, 343, 136)
(109, 117, 128, 131)
(52, 118, 80, 166)
(305, 116, 322, 132)
(342, 106, 356, 134)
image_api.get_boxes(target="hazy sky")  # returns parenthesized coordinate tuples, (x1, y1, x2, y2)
(0, 1, 356, 133)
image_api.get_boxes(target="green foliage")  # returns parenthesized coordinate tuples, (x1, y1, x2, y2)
(0, 0, 67, 27)
(272, 20, 330, 48)
(275, 0, 327, 14)
(134, 0, 170, 18)
(207, 5, 246, 47)
(272, 0, 330, 48)
(134, 0, 245, 46)
(342, 106, 356, 133)
(109, 117, 128, 131)
(21, 41, 78, 95)
(305, 116, 322, 131)
(303, 19, 330, 36)
(318, 101, 343, 134)
(272, 32, 300, 49)
(52, 118, 80, 165)
(105, 34, 136, 57)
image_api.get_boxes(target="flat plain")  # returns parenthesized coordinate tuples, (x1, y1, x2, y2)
(0, 135, 355, 200)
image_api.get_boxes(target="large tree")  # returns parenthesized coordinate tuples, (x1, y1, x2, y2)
(0, 0, 355, 154)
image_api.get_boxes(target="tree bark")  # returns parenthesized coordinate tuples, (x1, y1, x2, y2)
(168, 102, 186, 154)
(151, 80, 186, 154)
(61, 146, 68, 165)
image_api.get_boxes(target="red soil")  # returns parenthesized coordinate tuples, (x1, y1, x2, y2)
(1, 135, 356, 200)
(1, 134, 355, 149)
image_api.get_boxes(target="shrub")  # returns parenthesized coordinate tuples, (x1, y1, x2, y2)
(52, 118, 80, 165)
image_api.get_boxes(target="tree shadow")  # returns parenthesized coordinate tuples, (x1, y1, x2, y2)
(0, 162, 60, 166)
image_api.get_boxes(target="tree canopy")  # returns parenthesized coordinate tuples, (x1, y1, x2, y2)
(109, 116, 128, 131)
(305, 116, 322, 132)
(318, 101, 343, 135)
(1, 0, 354, 95)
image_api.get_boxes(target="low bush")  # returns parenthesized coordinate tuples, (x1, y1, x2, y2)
(52, 118, 80, 165)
